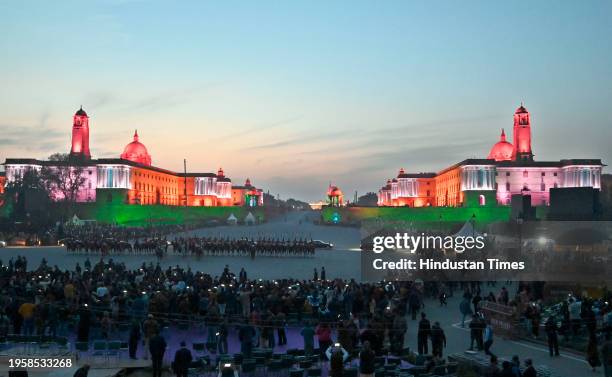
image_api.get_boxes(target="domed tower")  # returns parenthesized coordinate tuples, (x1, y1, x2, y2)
(120, 130, 152, 166)
(487, 129, 513, 161)
(69, 106, 91, 160)
(512, 104, 533, 161)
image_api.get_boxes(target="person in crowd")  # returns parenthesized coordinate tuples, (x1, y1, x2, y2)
(601, 336, 612, 377)
(500, 361, 515, 377)
(523, 359, 537, 377)
(326, 343, 349, 377)
(172, 341, 193, 377)
(301, 322, 316, 356)
(430, 321, 446, 358)
(587, 334, 602, 373)
(417, 312, 431, 355)
(545, 315, 560, 357)
(460, 295, 473, 328)
(510, 355, 521, 377)
(484, 355, 500, 377)
(472, 291, 482, 314)
(218, 318, 229, 354)
(276, 311, 287, 346)
(149, 329, 167, 377)
(238, 319, 255, 358)
(142, 314, 159, 360)
(484, 320, 495, 357)
(390, 310, 407, 355)
(128, 320, 141, 359)
(316, 322, 333, 360)
(359, 341, 376, 377)
(73, 364, 90, 377)
(18, 299, 36, 336)
(320, 266, 326, 281)
(469, 314, 483, 351)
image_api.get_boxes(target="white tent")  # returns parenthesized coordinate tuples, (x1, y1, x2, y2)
(244, 212, 256, 225)
(226, 213, 238, 225)
(454, 219, 483, 238)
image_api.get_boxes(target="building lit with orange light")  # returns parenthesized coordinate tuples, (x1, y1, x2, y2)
(2, 107, 264, 207)
(327, 184, 344, 207)
(377, 105, 604, 207)
(0, 172, 5, 206)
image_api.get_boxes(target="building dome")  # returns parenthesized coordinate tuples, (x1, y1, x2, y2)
(75, 106, 88, 117)
(121, 130, 152, 166)
(327, 185, 343, 197)
(487, 129, 513, 161)
(515, 104, 528, 114)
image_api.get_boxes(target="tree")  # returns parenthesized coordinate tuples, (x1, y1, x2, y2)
(3, 168, 53, 227)
(40, 153, 87, 220)
(41, 153, 87, 203)
(356, 192, 378, 207)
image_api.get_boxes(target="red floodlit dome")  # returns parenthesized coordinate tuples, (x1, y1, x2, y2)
(327, 185, 343, 197)
(487, 129, 513, 161)
(515, 104, 528, 114)
(121, 130, 152, 166)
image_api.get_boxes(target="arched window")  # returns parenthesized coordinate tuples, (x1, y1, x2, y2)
(479, 194, 486, 206)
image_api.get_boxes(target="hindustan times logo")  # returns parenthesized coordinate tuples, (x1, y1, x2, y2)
(371, 233, 486, 254)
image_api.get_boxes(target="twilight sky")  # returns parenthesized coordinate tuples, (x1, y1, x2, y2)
(1, 1, 611, 202)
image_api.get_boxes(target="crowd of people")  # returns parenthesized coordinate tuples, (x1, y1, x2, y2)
(0, 255, 611, 377)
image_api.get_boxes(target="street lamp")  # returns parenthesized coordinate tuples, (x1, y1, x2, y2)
(470, 213, 476, 238)
(517, 214, 524, 254)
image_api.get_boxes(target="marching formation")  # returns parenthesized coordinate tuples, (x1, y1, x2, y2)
(62, 235, 319, 258)
(170, 236, 318, 258)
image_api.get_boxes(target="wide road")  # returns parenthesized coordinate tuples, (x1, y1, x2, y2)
(406, 287, 598, 377)
(1, 211, 363, 280)
(0, 211, 596, 375)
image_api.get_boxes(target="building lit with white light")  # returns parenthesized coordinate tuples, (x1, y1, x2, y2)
(2, 107, 264, 207)
(377, 105, 604, 207)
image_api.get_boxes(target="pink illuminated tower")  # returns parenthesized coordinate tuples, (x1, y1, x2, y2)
(69, 106, 91, 160)
(511, 104, 533, 161)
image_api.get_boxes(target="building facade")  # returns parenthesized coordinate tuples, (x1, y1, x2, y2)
(2, 107, 264, 207)
(378, 105, 604, 207)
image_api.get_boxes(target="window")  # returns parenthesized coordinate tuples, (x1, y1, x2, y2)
(479, 195, 486, 206)
(553, 172, 558, 177)
(505, 182, 510, 191)
(541, 172, 545, 176)
(541, 183, 546, 191)
(506, 172, 510, 177)
(523, 171, 528, 178)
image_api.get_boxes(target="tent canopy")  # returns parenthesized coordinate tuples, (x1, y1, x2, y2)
(226, 213, 238, 224)
(453, 219, 482, 238)
(244, 212, 256, 224)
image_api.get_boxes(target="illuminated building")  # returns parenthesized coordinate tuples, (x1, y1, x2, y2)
(121, 130, 152, 166)
(231, 178, 264, 207)
(327, 184, 344, 207)
(377, 169, 435, 207)
(2, 107, 264, 207)
(0, 172, 5, 206)
(69, 107, 91, 161)
(378, 104, 604, 207)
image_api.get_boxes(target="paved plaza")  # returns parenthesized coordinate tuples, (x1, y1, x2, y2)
(0, 212, 602, 376)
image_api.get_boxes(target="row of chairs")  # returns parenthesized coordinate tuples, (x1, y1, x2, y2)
(74, 340, 126, 364)
(0, 335, 70, 356)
